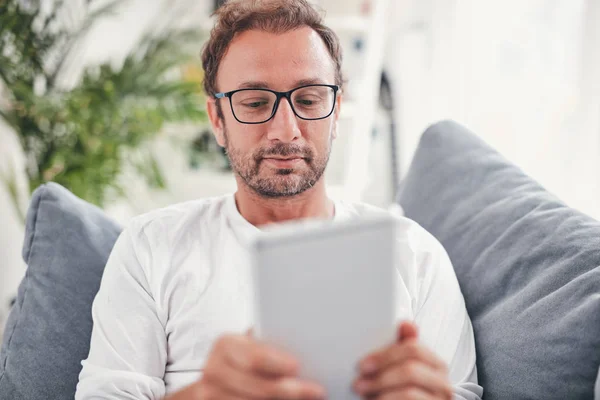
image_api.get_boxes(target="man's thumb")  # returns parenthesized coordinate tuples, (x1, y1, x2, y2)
(397, 321, 419, 342)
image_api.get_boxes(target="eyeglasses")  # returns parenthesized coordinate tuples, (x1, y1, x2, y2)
(214, 84, 340, 124)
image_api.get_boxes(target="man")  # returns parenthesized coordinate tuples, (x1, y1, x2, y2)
(76, 0, 483, 399)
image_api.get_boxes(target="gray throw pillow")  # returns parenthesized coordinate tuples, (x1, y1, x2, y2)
(398, 120, 600, 399)
(596, 368, 600, 400)
(0, 183, 121, 400)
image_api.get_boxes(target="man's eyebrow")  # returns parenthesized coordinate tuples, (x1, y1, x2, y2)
(237, 81, 270, 89)
(294, 78, 327, 87)
(235, 78, 328, 90)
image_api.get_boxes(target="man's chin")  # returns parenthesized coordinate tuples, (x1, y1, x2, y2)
(248, 175, 311, 198)
(258, 163, 302, 176)
(258, 173, 302, 189)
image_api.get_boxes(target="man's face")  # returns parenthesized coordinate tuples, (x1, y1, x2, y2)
(208, 27, 341, 198)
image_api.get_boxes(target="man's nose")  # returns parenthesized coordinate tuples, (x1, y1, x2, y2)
(266, 98, 301, 143)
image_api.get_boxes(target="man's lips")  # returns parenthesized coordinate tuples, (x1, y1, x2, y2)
(262, 156, 305, 168)
(263, 156, 304, 160)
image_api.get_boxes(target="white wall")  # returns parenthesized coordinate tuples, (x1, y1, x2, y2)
(385, 0, 600, 219)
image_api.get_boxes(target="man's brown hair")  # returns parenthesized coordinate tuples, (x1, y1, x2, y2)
(201, 0, 344, 98)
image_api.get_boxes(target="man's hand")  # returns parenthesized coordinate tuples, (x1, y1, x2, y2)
(353, 321, 453, 400)
(165, 330, 326, 400)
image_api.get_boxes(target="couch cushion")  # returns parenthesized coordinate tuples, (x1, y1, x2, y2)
(596, 368, 600, 400)
(398, 120, 600, 399)
(0, 183, 121, 400)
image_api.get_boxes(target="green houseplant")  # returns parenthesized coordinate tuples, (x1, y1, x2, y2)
(0, 0, 207, 215)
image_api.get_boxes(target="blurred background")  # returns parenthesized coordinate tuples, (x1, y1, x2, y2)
(0, 0, 599, 337)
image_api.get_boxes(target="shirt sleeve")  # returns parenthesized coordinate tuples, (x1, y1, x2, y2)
(75, 224, 168, 400)
(410, 227, 484, 400)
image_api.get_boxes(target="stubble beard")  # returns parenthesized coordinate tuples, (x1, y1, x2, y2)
(223, 130, 332, 198)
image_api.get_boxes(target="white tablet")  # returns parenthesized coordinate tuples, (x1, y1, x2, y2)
(250, 214, 398, 400)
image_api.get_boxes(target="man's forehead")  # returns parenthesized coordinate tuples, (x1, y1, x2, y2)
(217, 28, 336, 91)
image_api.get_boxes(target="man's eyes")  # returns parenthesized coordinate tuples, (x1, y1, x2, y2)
(295, 97, 322, 106)
(240, 99, 271, 108)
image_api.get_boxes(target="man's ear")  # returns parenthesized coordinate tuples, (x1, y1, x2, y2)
(207, 97, 226, 147)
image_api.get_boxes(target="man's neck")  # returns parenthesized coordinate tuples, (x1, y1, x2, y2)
(234, 180, 335, 227)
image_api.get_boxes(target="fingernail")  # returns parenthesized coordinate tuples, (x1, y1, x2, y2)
(271, 353, 298, 373)
(360, 360, 377, 374)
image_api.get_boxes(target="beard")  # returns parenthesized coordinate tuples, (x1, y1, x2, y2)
(223, 130, 331, 198)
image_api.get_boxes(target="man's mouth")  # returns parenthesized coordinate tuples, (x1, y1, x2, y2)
(262, 156, 305, 168)
(263, 156, 303, 160)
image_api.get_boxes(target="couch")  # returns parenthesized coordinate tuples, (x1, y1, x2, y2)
(1, 120, 599, 399)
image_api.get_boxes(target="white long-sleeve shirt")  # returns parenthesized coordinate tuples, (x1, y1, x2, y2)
(75, 194, 483, 399)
